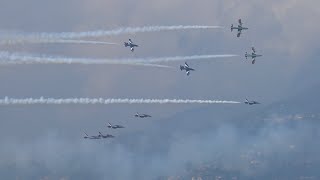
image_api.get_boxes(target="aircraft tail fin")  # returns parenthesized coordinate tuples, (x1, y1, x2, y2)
(84, 132, 89, 137)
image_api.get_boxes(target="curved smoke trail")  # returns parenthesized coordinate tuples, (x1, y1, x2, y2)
(0, 25, 222, 44)
(0, 51, 237, 66)
(0, 97, 241, 105)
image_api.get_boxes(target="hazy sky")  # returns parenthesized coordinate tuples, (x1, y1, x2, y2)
(0, 0, 319, 179)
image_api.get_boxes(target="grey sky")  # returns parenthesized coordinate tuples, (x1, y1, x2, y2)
(0, 0, 319, 179)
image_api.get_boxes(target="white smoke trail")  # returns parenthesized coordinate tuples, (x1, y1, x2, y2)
(0, 38, 118, 45)
(50, 39, 118, 45)
(0, 51, 237, 66)
(141, 54, 238, 63)
(0, 25, 222, 45)
(0, 97, 241, 105)
(0, 51, 173, 68)
(2, 26, 222, 41)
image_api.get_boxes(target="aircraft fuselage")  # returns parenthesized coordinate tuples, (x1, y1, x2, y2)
(180, 66, 195, 72)
(124, 42, 138, 48)
(245, 101, 260, 105)
(84, 136, 101, 139)
(245, 53, 262, 58)
(135, 114, 151, 118)
(231, 26, 248, 31)
(109, 125, 124, 129)
(101, 135, 114, 138)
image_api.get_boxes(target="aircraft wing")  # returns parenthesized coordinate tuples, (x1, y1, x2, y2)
(252, 58, 256, 64)
(184, 62, 189, 67)
(238, 19, 242, 26)
(129, 39, 133, 44)
(131, 47, 134, 52)
(237, 31, 241, 37)
(252, 47, 256, 53)
(186, 71, 190, 76)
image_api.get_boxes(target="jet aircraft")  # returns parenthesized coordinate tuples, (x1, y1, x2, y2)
(134, 112, 152, 118)
(83, 132, 101, 139)
(180, 62, 195, 76)
(124, 39, 138, 52)
(245, 98, 260, 105)
(245, 47, 262, 64)
(107, 122, 125, 129)
(99, 132, 115, 138)
(231, 19, 248, 37)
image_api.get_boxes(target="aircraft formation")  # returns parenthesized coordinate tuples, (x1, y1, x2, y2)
(84, 112, 151, 139)
(83, 132, 114, 139)
(84, 19, 260, 140)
